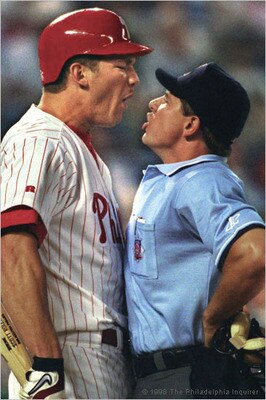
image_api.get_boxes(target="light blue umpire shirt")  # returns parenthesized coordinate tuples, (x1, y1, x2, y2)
(124, 155, 265, 355)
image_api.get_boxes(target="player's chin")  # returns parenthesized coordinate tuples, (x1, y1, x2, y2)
(105, 111, 124, 128)
(99, 116, 122, 129)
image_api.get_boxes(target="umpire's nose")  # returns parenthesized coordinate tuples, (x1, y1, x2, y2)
(149, 96, 163, 112)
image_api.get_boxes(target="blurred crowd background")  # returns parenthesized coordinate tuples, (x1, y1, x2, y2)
(1, 1, 265, 397)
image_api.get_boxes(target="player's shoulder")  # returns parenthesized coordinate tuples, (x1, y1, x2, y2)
(4, 105, 63, 142)
(1, 105, 72, 155)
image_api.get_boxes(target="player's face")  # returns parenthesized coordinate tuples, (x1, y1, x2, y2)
(142, 91, 189, 151)
(86, 57, 139, 127)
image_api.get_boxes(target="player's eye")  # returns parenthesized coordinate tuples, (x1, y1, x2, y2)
(117, 65, 127, 70)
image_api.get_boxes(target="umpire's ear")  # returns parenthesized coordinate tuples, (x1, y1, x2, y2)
(183, 115, 201, 139)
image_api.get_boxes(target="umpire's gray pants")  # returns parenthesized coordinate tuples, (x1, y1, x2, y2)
(133, 366, 194, 399)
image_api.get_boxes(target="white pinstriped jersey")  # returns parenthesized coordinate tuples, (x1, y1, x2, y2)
(1, 105, 127, 342)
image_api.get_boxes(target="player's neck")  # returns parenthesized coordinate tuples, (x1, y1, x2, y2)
(38, 92, 93, 134)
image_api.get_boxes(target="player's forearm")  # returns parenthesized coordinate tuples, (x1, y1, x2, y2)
(1, 232, 62, 358)
(203, 229, 265, 345)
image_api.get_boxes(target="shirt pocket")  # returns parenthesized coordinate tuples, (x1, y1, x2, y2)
(129, 218, 158, 279)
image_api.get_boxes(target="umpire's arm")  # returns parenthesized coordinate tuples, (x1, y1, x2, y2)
(203, 228, 265, 347)
(1, 231, 62, 358)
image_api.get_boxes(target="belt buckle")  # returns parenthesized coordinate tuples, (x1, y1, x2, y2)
(153, 351, 167, 371)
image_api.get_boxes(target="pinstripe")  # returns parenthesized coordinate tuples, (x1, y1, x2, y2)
(55, 278, 67, 349)
(96, 351, 110, 399)
(12, 143, 16, 160)
(21, 137, 37, 203)
(39, 142, 60, 208)
(111, 248, 120, 309)
(70, 346, 89, 398)
(67, 284, 77, 331)
(3, 157, 8, 169)
(79, 196, 86, 313)
(82, 347, 100, 398)
(3, 146, 15, 207)
(58, 210, 64, 273)
(105, 246, 113, 306)
(46, 234, 51, 263)
(13, 138, 26, 199)
(68, 372, 78, 399)
(99, 248, 105, 318)
(33, 138, 48, 208)
(108, 346, 118, 396)
(105, 346, 116, 398)
(69, 196, 78, 280)
(45, 140, 60, 172)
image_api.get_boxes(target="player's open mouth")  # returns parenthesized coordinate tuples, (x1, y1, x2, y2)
(122, 93, 134, 103)
(121, 93, 134, 110)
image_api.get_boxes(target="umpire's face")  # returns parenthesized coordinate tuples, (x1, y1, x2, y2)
(142, 91, 194, 154)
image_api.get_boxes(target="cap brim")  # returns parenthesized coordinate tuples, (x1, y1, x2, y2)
(88, 41, 153, 57)
(155, 68, 183, 97)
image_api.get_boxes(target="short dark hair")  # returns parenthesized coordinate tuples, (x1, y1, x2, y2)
(43, 55, 102, 93)
(180, 99, 232, 157)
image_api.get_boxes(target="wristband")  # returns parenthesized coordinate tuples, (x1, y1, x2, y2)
(32, 356, 64, 372)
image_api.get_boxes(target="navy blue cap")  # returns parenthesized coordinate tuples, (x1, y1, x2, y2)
(155, 62, 250, 144)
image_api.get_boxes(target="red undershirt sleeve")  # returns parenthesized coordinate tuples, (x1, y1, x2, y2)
(1, 206, 47, 246)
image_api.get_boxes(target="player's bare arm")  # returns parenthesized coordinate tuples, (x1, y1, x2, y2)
(1, 231, 62, 358)
(203, 228, 265, 347)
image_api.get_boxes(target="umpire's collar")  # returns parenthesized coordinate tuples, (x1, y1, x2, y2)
(143, 155, 227, 177)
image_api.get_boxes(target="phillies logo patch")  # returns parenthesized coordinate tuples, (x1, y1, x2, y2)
(134, 238, 143, 261)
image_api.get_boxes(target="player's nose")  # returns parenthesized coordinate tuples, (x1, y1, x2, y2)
(128, 69, 140, 87)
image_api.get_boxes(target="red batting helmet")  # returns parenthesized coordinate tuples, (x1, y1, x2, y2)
(38, 7, 153, 85)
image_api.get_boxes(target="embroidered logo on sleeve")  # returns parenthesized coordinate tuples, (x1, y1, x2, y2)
(25, 185, 36, 193)
(226, 213, 240, 231)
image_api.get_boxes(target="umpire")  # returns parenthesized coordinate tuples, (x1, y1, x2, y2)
(124, 63, 265, 399)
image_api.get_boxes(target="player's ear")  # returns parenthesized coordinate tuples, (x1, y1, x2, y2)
(69, 63, 89, 88)
(183, 115, 201, 138)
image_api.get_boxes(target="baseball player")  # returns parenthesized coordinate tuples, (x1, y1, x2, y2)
(124, 63, 265, 398)
(1, 8, 152, 399)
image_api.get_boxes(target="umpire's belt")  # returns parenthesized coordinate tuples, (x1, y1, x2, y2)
(133, 345, 202, 378)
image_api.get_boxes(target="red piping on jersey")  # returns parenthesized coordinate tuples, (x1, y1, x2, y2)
(67, 125, 99, 168)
